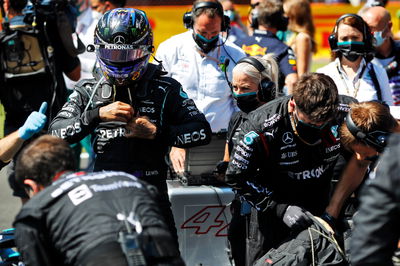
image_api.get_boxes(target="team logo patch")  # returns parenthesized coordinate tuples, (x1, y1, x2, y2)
(330, 125, 339, 138)
(113, 35, 126, 44)
(179, 87, 188, 99)
(282, 132, 294, 144)
(244, 131, 258, 145)
(242, 44, 267, 56)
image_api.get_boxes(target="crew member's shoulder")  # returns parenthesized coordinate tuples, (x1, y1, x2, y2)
(148, 63, 182, 89)
(247, 96, 289, 128)
(316, 61, 335, 74)
(158, 31, 191, 47)
(223, 39, 246, 57)
(387, 133, 400, 147)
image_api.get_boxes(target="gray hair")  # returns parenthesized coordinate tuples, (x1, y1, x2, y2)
(232, 54, 279, 95)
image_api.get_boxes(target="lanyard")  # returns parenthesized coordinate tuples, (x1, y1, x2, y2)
(196, 45, 222, 65)
(336, 62, 367, 99)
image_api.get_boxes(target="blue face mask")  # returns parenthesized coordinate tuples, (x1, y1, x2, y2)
(373, 31, 387, 47)
(193, 33, 219, 54)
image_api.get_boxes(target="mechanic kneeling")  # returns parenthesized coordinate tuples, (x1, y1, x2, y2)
(13, 135, 185, 266)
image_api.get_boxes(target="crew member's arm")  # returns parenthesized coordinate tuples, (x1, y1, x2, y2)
(293, 32, 312, 77)
(279, 48, 298, 94)
(0, 132, 24, 165)
(225, 120, 276, 212)
(14, 212, 53, 266)
(285, 73, 298, 94)
(351, 143, 400, 266)
(325, 154, 370, 219)
(0, 102, 47, 165)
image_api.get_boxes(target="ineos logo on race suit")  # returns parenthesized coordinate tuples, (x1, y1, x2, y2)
(51, 122, 82, 138)
(138, 106, 155, 114)
(175, 129, 207, 145)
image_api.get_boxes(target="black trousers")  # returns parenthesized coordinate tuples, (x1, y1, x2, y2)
(227, 198, 248, 266)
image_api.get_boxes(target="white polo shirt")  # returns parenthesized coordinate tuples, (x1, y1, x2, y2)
(317, 58, 393, 105)
(155, 31, 246, 132)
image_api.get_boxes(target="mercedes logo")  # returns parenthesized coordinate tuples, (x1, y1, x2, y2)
(282, 132, 293, 144)
(113, 35, 126, 44)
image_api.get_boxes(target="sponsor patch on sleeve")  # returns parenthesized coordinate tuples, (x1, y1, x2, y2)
(243, 131, 259, 145)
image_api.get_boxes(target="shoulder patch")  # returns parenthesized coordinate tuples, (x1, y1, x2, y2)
(244, 131, 259, 145)
(179, 87, 188, 99)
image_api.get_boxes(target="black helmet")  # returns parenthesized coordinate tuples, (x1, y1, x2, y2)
(94, 8, 153, 85)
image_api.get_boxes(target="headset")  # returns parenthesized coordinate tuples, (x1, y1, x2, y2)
(345, 111, 390, 153)
(183, 1, 230, 32)
(328, 13, 374, 54)
(250, 4, 288, 31)
(236, 57, 276, 103)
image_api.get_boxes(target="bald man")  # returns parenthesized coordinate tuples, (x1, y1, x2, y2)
(360, 6, 400, 106)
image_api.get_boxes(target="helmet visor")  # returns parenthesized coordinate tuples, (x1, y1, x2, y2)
(95, 44, 151, 63)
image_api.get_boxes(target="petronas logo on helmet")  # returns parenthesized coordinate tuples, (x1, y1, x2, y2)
(104, 44, 134, 49)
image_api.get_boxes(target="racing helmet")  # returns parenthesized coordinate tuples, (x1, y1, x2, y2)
(94, 8, 153, 85)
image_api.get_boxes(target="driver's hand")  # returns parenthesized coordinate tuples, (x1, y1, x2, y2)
(99, 101, 134, 122)
(170, 147, 186, 174)
(125, 116, 157, 139)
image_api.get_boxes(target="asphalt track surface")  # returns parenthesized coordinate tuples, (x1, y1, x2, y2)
(0, 167, 22, 230)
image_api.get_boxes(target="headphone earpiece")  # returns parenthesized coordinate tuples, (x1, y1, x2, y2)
(237, 57, 276, 103)
(329, 13, 374, 55)
(182, 1, 230, 32)
(345, 112, 389, 153)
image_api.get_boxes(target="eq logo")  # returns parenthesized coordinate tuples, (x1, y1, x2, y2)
(181, 206, 229, 236)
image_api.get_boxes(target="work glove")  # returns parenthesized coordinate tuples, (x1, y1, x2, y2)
(282, 205, 312, 230)
(214, 160, 229, 175)
(18, 102, 47, 140)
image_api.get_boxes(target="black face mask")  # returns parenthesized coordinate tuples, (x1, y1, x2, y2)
(234, 92, 259, 113)
(293, 113, 328, 145)
(337, 41, 365, 62)
(193, 33, 219, 54)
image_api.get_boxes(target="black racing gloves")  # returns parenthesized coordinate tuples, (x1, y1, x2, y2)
(282, 205, 313, 230)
